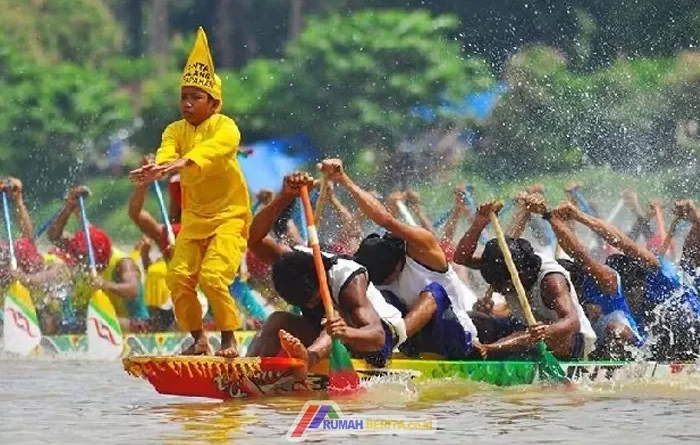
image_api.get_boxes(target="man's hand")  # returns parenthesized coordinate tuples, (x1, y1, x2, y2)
(129, 158, 189, 184)
(281, 172, 315, 198)
(517, 193, 548, 215)
(551, 201, 578, 221)
(89, 274, 107, 291)
(135, 236, 152, 258)
(256, 189, 274, 205)
(65, 186, 91, 210)
(321, 313, 348, 341)
(5, 177, 23, 201)
(317, 158, 346, 183)
(527, 183, 545, 195)
(405, 190, 421, 206)
(528, 323, 549, 341)
(564, 180, 580, 193)
(141, 154, 155, 166)
(673, 199, 699, 223)
(476, 201, 504, 222)
(623, 188, 639, 209)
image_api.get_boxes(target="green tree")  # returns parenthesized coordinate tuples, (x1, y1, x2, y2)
(0, 39, 131, 201)
(0, 0, 122, 66)
(256, 9, 494, 156)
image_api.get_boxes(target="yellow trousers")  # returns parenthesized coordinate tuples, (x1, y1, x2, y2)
(167, 232, 246, 332)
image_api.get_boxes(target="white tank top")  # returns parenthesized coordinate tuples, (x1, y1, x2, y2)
(380, 256, 479, 341)
(504, 256, 597, 357)
(294, 246, 407, 345)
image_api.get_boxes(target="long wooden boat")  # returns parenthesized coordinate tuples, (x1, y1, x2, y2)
(122, 354, 700, 400)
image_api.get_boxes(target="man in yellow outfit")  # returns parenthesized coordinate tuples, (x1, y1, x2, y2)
(129, 27, 251, 357)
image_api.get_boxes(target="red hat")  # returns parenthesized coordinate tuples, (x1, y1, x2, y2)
(0, 238, 44, 273)
(68, 225, 112, 269)
(159, 223, 181, 253)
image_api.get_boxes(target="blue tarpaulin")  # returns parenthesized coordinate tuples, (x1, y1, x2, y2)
(412, 82, 508, 123)
(239, 135, 319, 195)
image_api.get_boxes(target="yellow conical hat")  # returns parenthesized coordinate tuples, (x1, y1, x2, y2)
(181, 27, 222, 112)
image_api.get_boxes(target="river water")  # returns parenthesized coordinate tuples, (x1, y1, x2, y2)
(3, 357, 700, 445)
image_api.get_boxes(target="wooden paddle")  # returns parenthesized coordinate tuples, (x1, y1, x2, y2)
(77, 194, 123, 358)
(488, 210, 569, 384)
(313, 179, 330, 226)
(658, 215, 681, 257)
(1, 189, 42, 355)
(299, 184, 361, 394)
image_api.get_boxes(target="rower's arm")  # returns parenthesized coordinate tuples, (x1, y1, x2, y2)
(16, 263, 70, 289)
(103, 259, 140, 300)
(47, 204, 74, 250)
(549, 215, 618, 295)
(248, 190, 296, 264)
(338, 174, 444, 268)
(539, 273, 581, 339)
(128, 184, 163, 243)
(454, 203, 502, 269)
(14, 194, 35, 240)
(335, 274, 387, 351)
(506, 202, 531, 238)
(573, 208, 659, 269)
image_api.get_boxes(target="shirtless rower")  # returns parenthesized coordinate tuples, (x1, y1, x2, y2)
(246, 172, 407, 380)
(318, 158, 483, 359)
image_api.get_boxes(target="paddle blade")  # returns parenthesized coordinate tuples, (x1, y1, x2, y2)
(535, 341, 569, 384)
(86, 289, 124, 359)
(328, 337, 361, 395)
(2, 281, 42, 355)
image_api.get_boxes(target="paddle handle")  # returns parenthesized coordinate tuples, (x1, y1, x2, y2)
(153, 180, 175, 247)
(396, 200, 417, 226)
(659, 216, 680, 256)
(313, 179, 330, 226)
(77, 195, 98, 277)
(489, 210, 537, 327)
(1, 190, 17, 271)
(34, 207, 62, 240)
(300, 185, 334, 321)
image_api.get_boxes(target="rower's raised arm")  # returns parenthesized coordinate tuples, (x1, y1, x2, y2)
(546, 201, 618, 295)
(674, 200, 700, 268)
(247, 173, 310, 263)
(320, 159, 436, 251)
(571, 202, 660, 270)
(454, 201, 503, 269)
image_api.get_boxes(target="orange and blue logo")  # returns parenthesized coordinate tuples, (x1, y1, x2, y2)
(286, 401, 436, 442)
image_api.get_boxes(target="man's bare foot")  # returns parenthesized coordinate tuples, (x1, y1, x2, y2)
(182, 335, 211, 356)
(216, 331, 240, 358)
(215, 344, 240, 358)
(278, 329, 309, 381)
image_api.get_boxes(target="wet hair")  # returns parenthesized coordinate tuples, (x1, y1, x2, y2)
(480, 237, 542, 290)
(271, 250, 336, 307)
(353, 232, 407, 285)
(605, 253, 648, 290)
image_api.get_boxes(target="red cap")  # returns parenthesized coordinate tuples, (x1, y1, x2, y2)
(68, 225, 112, 269)
(0, 238, 44, 273)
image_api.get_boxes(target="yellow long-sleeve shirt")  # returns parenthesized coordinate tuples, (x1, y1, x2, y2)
(155, 114, 251, 240)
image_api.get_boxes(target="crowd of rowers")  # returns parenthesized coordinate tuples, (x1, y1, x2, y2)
(3, 157, 700, 367)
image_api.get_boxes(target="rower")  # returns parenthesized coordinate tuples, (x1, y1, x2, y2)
(318, 158, 482, 360)
(47, 186, 148, 333)
(455, 201, 597, 360)
(521, 195, 643, 358)
(246, 172, 407, 379)
(568, 196, 700, 360)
